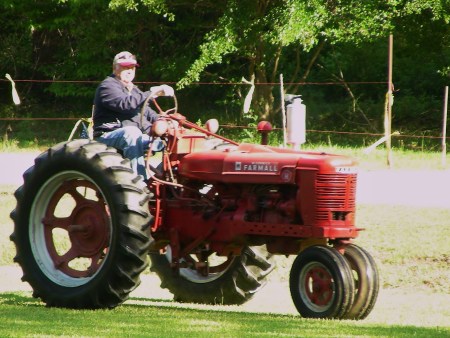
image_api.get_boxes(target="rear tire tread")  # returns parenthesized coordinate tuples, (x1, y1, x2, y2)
(10, 139, 153, 309)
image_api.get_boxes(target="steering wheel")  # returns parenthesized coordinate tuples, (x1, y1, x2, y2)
(140, 93, 178, 129)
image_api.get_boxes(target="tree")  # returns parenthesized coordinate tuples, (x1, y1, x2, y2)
(163, 0, 396, 120)
(113, 0, 450, 123)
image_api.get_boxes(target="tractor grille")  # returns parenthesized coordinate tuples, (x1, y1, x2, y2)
(315, 173, 357, 221)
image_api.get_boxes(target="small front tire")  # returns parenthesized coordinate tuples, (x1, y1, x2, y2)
(289, 245, 355, 319)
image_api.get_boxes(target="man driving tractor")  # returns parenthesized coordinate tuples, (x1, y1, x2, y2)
(93, 51, 174, 179)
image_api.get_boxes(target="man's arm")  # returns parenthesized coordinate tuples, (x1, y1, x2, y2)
(98, 78, 150, 116)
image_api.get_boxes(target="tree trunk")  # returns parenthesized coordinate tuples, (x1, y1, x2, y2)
(249, 42, 276, 121)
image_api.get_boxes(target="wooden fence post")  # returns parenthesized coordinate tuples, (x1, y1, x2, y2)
(442, 86, 448, 168)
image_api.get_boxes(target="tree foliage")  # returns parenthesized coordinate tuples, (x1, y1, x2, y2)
(0, 0, 449, 137)
(110, 0, 448, 121)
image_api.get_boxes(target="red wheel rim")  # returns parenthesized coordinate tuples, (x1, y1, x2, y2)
(42, 179, 110, 278)
(304, 266, 333, 306)
(299, 262, 335, 311)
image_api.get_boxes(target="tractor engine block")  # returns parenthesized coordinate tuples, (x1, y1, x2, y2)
(215, 184, 299, 225)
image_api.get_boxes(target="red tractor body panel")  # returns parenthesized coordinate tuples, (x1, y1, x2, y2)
(178, 143, 355, 184)
(154, 139, 359, 256)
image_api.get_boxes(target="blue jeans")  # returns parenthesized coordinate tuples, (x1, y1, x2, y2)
(97, 126, 157, 179)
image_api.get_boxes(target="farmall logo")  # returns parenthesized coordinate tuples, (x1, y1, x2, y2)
(234, 161, 278, 172)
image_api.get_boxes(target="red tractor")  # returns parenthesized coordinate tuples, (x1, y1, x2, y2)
(10, 101, 379, 320)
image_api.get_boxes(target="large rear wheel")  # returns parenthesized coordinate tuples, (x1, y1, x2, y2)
(150, 245, 274, 305)
(289, 245, 355, 319)
(10, 140, 152, 309)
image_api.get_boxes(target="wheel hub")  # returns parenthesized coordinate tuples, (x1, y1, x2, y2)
(305, 266, 333, 307)
(68, 202, 109, 257)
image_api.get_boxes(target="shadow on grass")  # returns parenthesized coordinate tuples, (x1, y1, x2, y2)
(0, 292, 41, 306)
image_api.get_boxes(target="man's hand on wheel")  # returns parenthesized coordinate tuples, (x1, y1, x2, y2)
(149, 84, 174, 97)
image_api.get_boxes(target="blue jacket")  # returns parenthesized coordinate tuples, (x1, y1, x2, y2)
(93, 75, 159, 133)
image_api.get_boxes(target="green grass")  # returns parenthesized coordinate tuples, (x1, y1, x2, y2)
(0, 293, 448, 337)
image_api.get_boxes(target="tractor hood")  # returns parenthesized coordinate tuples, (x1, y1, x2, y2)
(178, 143, 357, 184)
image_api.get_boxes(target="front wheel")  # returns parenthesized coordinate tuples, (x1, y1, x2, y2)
(10, 140, 152, 309)
(289, 245, 355, 319)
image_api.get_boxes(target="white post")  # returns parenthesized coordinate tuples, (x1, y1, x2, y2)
(442, 86, 448, 168)
(280, 74, 287, 148)
(386, 34, 394, 168)
(286, 95, 306, 150)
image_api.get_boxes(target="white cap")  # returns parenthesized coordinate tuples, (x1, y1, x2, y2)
(113, 51, 139, 67)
